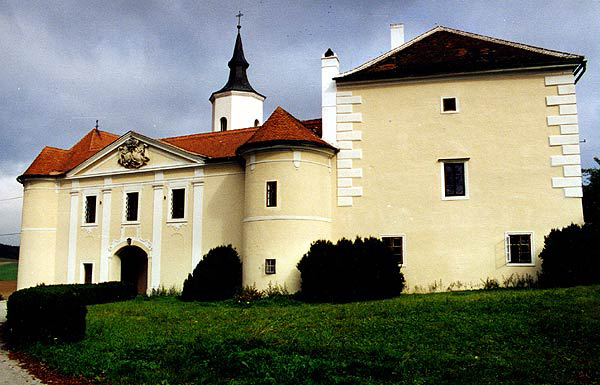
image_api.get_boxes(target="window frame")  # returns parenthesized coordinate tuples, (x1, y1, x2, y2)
(440, 159, 469, 200)
(265, 259, 276, 274)
(266, 180, 278, 208)
(220, 117, 227, 131)
(505, 232, 535, 266)
(82, 193, 99, 226)
(123, 189, 141, 224)
(168, 185, 187, 222)
(80, 261, 94, 284)
(381, 234, 406, 266)
(440, 96, 459, 114)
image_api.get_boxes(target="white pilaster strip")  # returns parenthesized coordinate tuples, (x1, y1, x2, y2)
(67, 192, 79, 283)
(100, 189, 111, 282)
(191, 178, 204, 270)
(151, 184, 163, 290)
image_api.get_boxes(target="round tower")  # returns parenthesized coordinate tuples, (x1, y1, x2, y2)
(237, 107, 336, 292)
(210, 24, 265, 132)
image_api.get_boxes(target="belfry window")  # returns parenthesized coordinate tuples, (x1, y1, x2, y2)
(171, 188, 185, 220)
(220, 117, 227, 131)
(254, 119, 260, 127)
(84, 195, 97, 224)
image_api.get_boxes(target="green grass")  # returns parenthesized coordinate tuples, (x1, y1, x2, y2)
(0, 261, 17, 281)
(19, 286, 600, 384)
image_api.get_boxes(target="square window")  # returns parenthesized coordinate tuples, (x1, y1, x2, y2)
(125, 192, 139, 222)
(171, 188, 185, 219)
(84, 195, 97, 224)
(441, 160, 469, 200)
(506, 233, 533, 265)
(441, 97, 458, 113)
(265, 259, 276, 274)
(382, 236, 404, 265)
(266, 181, 277, 207)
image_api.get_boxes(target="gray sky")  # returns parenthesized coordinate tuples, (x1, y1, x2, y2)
(1, 0, 599, 245)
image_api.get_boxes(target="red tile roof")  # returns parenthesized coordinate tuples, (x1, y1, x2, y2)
(237, 107, 334, 154)
(21, 130, 119, 177)
(20, 112, 329, 180)
(337, 26, 584, 83)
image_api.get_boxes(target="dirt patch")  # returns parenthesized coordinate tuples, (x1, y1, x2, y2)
(0, 282, 17, 299)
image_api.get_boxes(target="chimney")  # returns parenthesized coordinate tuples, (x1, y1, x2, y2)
(321, 48, 339, 145)
(390, 23, 405, 50)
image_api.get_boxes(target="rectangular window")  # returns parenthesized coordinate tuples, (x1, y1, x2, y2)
(265, 259, 276, 274)
(84, 195, 97, 224)
(266, 181, 277, 207)
(171, 188, 185, 219)
(382, 236, 404, 265)
(83, 263, 93, 284)
(441, 159, 469, 200)
(126, 192, 139, 222)
(506, 233, 533, 265)
(441, 97, 459, 113)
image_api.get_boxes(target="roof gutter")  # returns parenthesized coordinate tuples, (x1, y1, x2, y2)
(574, 60, 587, 84)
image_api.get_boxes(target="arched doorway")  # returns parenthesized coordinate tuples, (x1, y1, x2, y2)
(116, 246, 148, 295)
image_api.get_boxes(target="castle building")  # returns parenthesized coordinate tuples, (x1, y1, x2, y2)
(17, 24, 586, 293)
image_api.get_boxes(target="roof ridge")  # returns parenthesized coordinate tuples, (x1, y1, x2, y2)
(163, 127, 259, 141)
(338, 25, 582, 79)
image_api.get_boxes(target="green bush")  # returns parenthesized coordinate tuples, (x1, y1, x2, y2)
(5, 282, 136, 344)
(181, 245, 242, 301)
(7, 286, 87, 343)
(297, 237, 405, 302)
(539, 223, 600, 288)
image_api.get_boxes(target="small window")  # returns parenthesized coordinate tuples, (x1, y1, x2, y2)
(506, 233, 533, 265)
(125, 192, 139, 221)
(254, 119, 260, 127)
(171, 188, 185, 219)
(441, 160, 468, 200)
(84, 195, 97, 224)
(382, 236, 404, 265)
(83, 263, 93, 284)
(266, 181, 277, 207)
(220, 117, 227, 131)
(265, 259, 276, 274)
(441, 97, 458, 113)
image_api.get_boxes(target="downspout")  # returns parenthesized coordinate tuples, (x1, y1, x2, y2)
(574, 60, 587, 84)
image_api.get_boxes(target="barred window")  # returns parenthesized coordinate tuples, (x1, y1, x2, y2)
(84, 195, 97, 224)
(266, 181, 277, 207)
(126, 192, 139, 222)
(265, 259, 276, 274)
(506, 233, 533, 264)
(382, 236, 404, 265)
(171, 188, 185, 219)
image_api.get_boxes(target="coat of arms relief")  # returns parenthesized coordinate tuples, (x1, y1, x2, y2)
(118, 138, 150, 169)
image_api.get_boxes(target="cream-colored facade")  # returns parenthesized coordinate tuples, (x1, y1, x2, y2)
(18, 26, 585, 293)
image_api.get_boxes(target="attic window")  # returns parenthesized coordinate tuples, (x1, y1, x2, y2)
(220, 117, 227, 131)
(441, 97, 459, 113)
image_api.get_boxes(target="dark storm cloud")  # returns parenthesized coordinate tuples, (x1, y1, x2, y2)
(1, 0, 599, 245)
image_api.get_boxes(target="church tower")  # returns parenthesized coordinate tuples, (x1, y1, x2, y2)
(210, 21, 265, 132)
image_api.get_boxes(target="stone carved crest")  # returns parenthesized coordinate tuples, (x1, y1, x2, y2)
(118, 138, 150, 169)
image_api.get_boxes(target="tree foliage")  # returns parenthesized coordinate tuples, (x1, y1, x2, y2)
(297, 237, 405, 302)
(181, 245, 242, 301)
(583, 157, 600, 224)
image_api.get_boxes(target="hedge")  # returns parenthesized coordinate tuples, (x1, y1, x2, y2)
(6, 281, 136, 344)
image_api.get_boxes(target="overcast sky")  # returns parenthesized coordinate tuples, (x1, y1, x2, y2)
(1, 0, 599, 245)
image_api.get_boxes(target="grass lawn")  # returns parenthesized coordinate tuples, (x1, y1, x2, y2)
(18, 285, 600, 384)
(0, 261, 18, 281)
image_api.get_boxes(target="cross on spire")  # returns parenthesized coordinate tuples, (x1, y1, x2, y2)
(236, 11, 243, 29)
(95, 119, 99, 130)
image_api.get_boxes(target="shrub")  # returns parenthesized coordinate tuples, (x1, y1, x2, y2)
(235, 285, 264, 304)
(538, 223, 600, 288)
(297, 237, 405, 302)
(7, 286, 87, 343)
(481, 277, 500, 290)
(181, 245, 242, 301)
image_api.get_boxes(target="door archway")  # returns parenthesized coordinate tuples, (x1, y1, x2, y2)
(116, 245, 148, 294)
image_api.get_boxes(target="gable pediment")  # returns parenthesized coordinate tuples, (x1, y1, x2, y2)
(67, 131, 205, 178)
